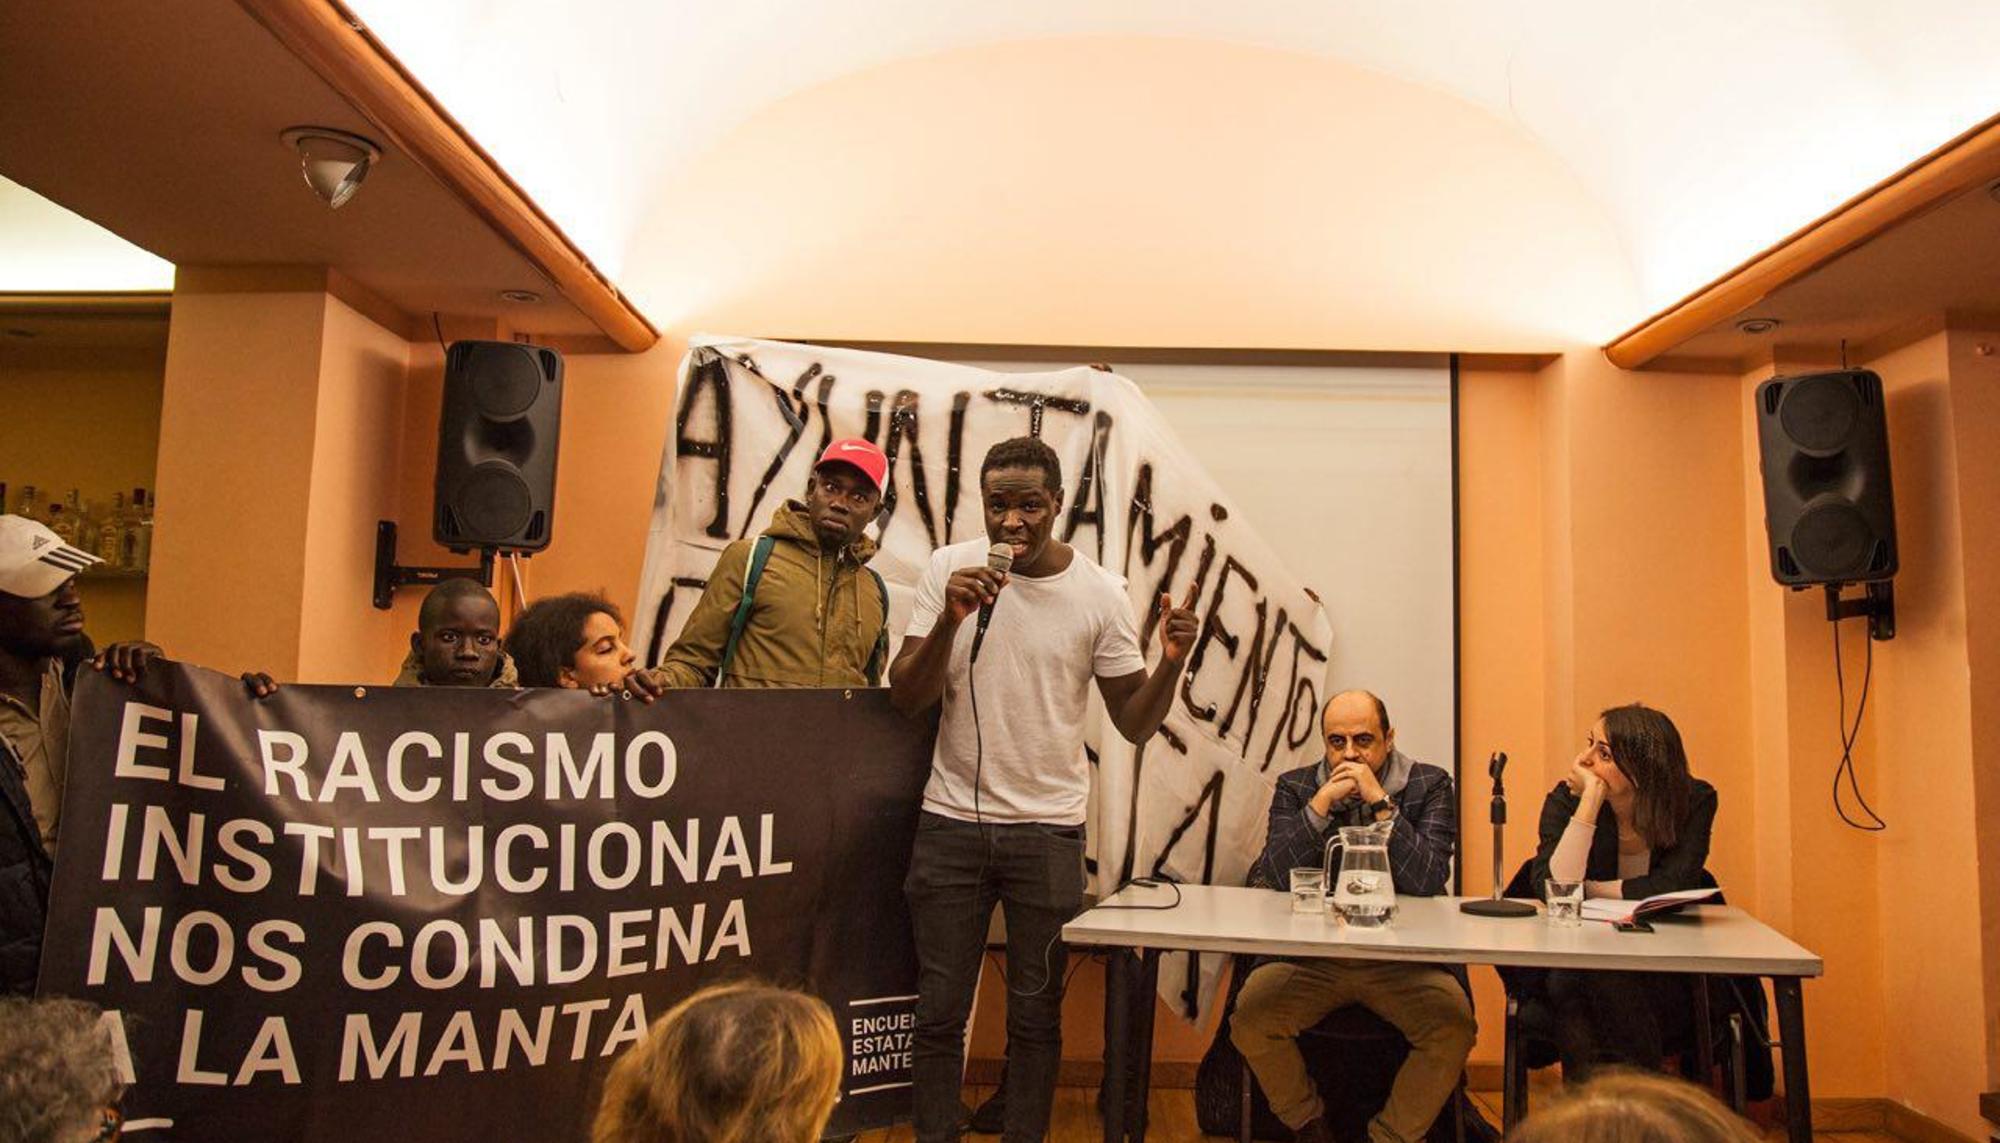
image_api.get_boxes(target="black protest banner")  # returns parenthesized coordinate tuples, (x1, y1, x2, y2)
(39, 664, 932, 1141)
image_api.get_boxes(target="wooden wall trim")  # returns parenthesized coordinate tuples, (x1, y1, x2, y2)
(1604, 109, 2000, 370)
(234, 0, 660, 353)
(1459, 352, 1559, 373)
(0, 291, 171, 318)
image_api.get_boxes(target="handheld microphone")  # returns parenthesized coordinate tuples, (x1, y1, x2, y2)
(968, 542, 1014, 663)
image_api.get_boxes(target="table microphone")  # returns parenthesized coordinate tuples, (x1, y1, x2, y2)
(1460, 750, 1538, 918)
(968, 542, 1013, 663)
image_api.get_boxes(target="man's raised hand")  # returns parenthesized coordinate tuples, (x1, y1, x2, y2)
(944, 566, 1007, 623)
(1158, 584, 1201, 663)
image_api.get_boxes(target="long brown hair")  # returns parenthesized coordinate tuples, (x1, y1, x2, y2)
(593, 982, 843, 1143)
(1507, 1069, 1759, 1143)
(1601, 703, 1693, 849)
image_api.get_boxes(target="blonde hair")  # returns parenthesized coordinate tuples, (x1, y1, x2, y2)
(593, 982, 843, 1143)
(1507, 1070, 1760, 1143)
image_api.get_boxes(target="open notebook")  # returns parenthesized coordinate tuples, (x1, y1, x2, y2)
(1579, 886, 1721, 925)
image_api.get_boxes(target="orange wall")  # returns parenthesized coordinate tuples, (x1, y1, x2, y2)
(149, 272, 328, 676)
(1864, 329, 1993, 1135)
(1555, 354, 1756, 907)
(383, 329, 681, 649)
(1737, 351, 1893, 1100)
(149, 283, 683, 684)
(484, 339, 683, 611)
(1949, 333, 2000, 1091)
(1455, 364, 1549, 1061)
(295, 295, 416, 681)
(1723, 329, 2000, 1135)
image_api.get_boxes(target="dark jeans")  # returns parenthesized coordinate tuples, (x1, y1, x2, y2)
(905, 811, 1085, 1143)
(1546, 968, 1695, 1080)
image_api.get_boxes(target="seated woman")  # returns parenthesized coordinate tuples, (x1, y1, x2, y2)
(593, 981, 842, 1143)
(1530, 702, 1718, 1079)
(506, 592, 647, 693)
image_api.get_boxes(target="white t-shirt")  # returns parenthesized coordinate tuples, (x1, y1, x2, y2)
(907, 538, 1148, 825)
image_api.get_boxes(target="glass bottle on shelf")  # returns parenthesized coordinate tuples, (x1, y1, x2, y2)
(0, 483, 7, 517)
(96, 492, 127, 566)
(122, 490, 145, 570)
(47, 503, 77, 545)
(131, 489, 153, 572)
(17, 485, 41, 522)
(78, 498, 100, 556)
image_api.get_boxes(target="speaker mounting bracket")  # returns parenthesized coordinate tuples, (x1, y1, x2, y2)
(1823, 580, 1895, 642)
(372, 520, 495, 610)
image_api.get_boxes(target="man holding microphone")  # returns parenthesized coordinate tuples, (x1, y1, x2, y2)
(890, 436, 1199, 1143)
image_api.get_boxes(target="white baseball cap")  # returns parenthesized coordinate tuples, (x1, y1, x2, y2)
(0, 515, 102, 599)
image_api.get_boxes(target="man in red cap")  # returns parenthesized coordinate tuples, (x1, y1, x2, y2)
(638, 438, 891, 690)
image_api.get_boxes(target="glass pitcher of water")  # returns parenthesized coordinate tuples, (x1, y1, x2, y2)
(1326, 818, 1397, 927)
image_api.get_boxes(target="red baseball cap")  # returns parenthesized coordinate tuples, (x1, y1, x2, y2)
(816, 438, 888, 493)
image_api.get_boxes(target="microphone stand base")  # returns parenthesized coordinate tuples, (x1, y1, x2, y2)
(1460, 898, 1538, 918)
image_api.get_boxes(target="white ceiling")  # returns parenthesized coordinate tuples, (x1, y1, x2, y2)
(6, 2, 1998, 342)
(0, 175, 172, 291)
(346, 0, 2000, 334)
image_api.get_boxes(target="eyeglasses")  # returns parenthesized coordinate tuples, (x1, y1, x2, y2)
(92, 1104, 123, 1142)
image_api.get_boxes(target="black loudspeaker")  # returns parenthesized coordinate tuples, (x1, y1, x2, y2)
(433, 340, 563, 552)
(1754, 369, 1897, 586)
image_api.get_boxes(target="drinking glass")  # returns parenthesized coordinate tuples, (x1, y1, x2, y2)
(1289, 867, 1326, 914)
(1545, 878, 1584, 926)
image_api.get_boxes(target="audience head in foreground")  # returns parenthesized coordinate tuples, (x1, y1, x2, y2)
(507, 592, 637, 690)
(594, 982, 841, 1143)
(396, 578, 516, 688)
(0, 996, 125, 1143)
(1506, 1069, 1760, 1143)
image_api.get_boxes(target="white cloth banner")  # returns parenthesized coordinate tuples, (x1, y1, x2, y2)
(634, 336, 1334, 1019)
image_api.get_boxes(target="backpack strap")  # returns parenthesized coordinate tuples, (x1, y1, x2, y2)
(864, 567, 891, 687)
(715, 536, 776, 688)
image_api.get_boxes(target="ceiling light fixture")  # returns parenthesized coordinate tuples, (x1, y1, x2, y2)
(281, 126, 381, 209)
(499, 289, 542, 304)
(1736, 317, 1782, 335)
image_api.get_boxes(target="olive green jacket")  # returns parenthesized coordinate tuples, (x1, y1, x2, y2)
(648, 501, 887, 689)
(392, 648, 520, 688)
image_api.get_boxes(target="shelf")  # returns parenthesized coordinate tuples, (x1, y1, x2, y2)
(78, 567, 149, 581)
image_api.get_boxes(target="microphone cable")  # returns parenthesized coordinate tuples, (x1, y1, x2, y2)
(970, 650, 984, 826)
(1027, 875, 1181, 1001)
(1831, 613, 1886, 831)
(965, 543, 1011, 827)
(1093, 875, 1184, 910)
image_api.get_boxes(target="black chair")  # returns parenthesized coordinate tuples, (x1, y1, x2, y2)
(1495, 860, 1775, 1127)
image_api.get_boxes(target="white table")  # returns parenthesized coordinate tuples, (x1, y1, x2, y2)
(1063, 884, 1824, 1142)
